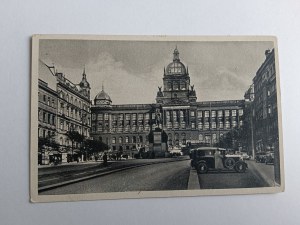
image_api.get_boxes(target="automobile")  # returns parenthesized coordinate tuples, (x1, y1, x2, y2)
(255, 152, 267, 163)
(265, 151, 274, 164)
(240, 152, 250, 160)
(190, 147, 248, 174)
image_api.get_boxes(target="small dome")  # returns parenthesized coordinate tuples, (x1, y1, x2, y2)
(95, 89, 111, 102)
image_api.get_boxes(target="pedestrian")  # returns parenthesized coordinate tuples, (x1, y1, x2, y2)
(103, 152, 108, 167)
(214, 150, 223, 170)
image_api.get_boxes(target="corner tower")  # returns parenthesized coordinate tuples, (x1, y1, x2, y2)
(156, 47, 197, 104)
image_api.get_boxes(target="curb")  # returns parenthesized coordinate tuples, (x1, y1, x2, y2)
(187, 168, 201, 190)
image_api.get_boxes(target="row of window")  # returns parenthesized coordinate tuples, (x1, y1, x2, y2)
(92, 109, 244, 122)
(38, 92, 56, 108)
(38, 110, 56, 125)
(38, 129, 55, 138)
(111, 136, 144, 144)
(166, 81, 188, 91)
(58, 90, 90, 112)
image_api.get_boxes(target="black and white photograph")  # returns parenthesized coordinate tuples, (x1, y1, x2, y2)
(30, 35, 284, 202)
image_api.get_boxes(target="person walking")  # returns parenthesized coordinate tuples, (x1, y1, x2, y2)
(103, 152, 108, 167)
(214, 150, 223, 170)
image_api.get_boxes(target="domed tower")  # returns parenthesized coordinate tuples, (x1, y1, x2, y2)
(94, 85, 112, 108)
(79, 67, 91, 99)
(156, 47, 197, 104)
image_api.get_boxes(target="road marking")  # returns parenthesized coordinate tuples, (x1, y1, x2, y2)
(74, 172, 88, 176)
(188, 168, 201, 189)
(38, 177, 59, 183)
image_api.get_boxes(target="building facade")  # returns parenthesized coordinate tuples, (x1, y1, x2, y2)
(252, 49, 278, 153)
(90, 48, 245, 155)
(38, 79, 58, 165)
(38, 60, 92, 164)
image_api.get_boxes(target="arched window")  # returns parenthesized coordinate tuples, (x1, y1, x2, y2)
(60, 137, 63, 145)
(139, 136, 143, 143)
(119, 137, 123, 144)
(132, 136, 136, 143)
(125, 136, 129, 143)
(112, 137, 116, 144)
(199, 134, 203, 141)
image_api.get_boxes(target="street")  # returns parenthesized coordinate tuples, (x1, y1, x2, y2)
(40, 158, 191, 195)
(39, 157, 275, 195)
(198, 160, 275, 189)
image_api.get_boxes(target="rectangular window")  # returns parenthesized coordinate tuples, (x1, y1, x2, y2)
(138, 114, 143, 120)
(119, 114, 124, 120)
(219, 121, 223, 129)
(198, 122, 203, 130)
(204, 122, 209, 129)
(225, 110, 230, 117)
(204, 111, 209, 117)
(60, 120, 64, 130)
(48, 114, 51, 124)
(104, 113, 109, 120)
(191, 122, 195, 129)
(132, 114, 137, 120)
(145, 113, 150, 120)
(232, 110, 237, 117)
(211, 111, 216, 117)
(190, 111, 195, 117)
(98, 114, 103, 120)
(197, 111, 203, 118)
(212, 122, 216, 129)
(43, 112, 46, 122)
(218, 110, 223, 117)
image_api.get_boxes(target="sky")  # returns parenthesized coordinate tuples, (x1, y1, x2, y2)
(39, 39, 274, 104)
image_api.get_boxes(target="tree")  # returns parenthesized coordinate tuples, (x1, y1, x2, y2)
(38, 136, 59, 152)
(83, 139, 109, 158)
(66, 130, 84, 161)
(216, 126, 247, 151)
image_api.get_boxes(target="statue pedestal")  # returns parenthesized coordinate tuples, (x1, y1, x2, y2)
(151, 130, 166, 157)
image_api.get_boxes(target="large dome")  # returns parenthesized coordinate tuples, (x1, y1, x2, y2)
(166, 61, 186, 75)
(165, 47, 187, 75)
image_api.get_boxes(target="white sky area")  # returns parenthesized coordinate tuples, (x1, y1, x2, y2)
(39, 40, 274, 104)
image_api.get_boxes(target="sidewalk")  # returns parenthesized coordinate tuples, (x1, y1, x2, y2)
(247, 159, 276, 187)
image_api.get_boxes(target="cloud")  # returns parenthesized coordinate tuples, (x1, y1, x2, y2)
(197, 66, 249, 100)
(85, 52, 162, 104)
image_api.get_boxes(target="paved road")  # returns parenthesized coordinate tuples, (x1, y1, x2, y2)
(40, 159, 191, 195)
(198, 160, 275, 189)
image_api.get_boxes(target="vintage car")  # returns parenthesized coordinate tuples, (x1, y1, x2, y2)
(255, 152, 267, 163)
(190, 147, 248, 174)
(265, 151, 275, 164)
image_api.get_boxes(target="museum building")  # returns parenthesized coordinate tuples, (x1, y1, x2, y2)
(90, 48, 245, 154)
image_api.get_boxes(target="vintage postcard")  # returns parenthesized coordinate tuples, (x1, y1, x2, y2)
(30, 35, 284, 202)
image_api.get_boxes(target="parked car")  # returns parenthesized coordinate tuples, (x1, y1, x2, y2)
(240, 152, 250, 160)
(265, 151, 274, 164)
(255, 152, 267, 163)
(190, 147, 247, 174)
